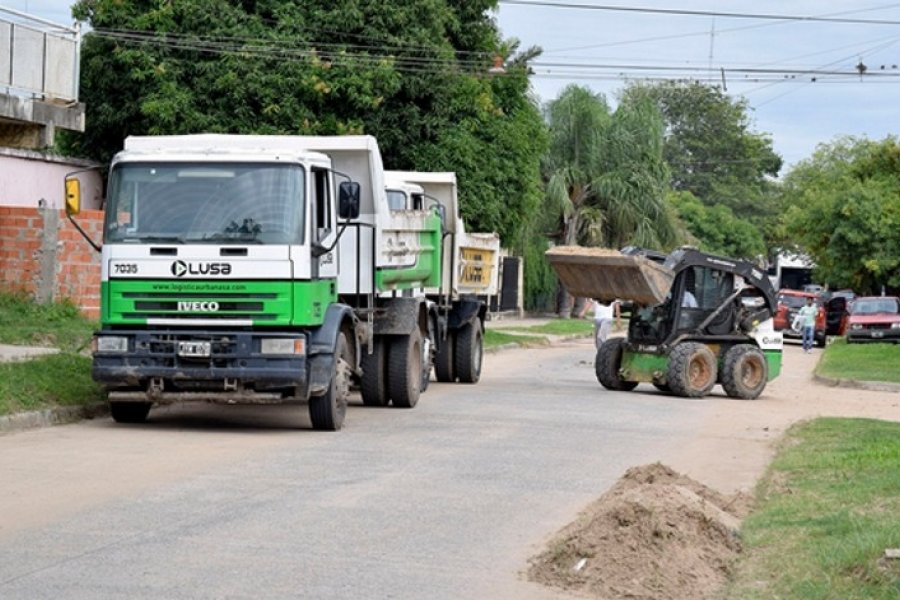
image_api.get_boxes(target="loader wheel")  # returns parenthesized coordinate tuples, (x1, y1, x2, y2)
(721, 344, 768, 400)
(389, 330, 422, 408)
(309, 332, 350, 430)
(667, 342, 717, 398)
(434, 330, 455, 383)
(595, 338, 638, 391)
(454, 321, 483, 384)
(109, 401, 151, 424)
(360, 337, 389, 407)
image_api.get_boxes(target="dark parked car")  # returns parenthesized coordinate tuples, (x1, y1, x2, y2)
(846, 296, 900, 343)
(774, 290, 826, 347)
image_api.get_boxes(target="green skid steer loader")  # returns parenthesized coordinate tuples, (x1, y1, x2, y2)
(547, 246, 783, 399)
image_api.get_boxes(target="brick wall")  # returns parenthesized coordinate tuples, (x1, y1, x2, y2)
(0, 206, 104, 318)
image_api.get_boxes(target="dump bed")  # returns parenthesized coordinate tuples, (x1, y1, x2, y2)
(546, 246, 675, 306)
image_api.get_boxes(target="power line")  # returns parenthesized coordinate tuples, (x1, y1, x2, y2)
(499, 1, 900, 26)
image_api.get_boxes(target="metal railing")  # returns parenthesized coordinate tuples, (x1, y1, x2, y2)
(0, 5, 80, 102)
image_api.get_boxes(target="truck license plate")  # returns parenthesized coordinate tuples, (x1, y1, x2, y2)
(177, 341, 211, 357)
(872, 331, 884, 338)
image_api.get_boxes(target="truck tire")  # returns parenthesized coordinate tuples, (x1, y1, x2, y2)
(389, 330, 422, 408)
(667, 342, 717, 398)
(309, 332, 350, 430)
(360, 337, 389, 407)
(109, 401, 151, 424)
(434, 331, 455, 383)
(721, 344, 768, 400)
(454, 321, 483, 384)
(595, 338, 638, 391)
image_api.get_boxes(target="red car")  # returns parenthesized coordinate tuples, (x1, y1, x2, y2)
(846, 296, 900, 343)
(773, 290, 826, 347)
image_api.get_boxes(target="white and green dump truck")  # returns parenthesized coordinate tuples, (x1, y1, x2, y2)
(65, 135, 500, 430)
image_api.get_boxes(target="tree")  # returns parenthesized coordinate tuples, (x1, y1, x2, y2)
(668, 191, 765, 260)
(781, 137, 900, 294)
(66, 0, 546, 246)
(620, 81, 782, 223)
(541, 85, 681, 315)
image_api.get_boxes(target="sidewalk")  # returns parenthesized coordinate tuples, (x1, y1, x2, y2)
(0, 344, 58, 363)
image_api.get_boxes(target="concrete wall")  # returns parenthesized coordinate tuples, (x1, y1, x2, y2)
(0, 206, 103, 318)
(0, 148, 102, 210)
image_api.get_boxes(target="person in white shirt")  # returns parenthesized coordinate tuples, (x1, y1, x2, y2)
(583, 299, 620, 348)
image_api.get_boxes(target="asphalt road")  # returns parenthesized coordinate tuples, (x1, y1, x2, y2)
(0, 339, 713, 599)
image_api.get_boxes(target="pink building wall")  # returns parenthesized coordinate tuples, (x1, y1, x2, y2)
(0, 147, 103, 210)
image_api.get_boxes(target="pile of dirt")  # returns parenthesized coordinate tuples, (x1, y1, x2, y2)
(528, 463, 752, 600)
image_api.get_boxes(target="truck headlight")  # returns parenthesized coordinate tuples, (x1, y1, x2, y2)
(850, 323, 863, 331)
(891, 323, 900, 330)
(260, 338, 305, 355)
(94, 335, 129, 353)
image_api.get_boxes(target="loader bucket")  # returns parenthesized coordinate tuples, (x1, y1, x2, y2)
(545, 246, 675, 306)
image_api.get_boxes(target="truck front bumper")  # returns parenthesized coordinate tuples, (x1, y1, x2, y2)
(92, 329, 308, 403)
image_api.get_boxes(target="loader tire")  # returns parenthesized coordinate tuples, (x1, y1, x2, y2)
(721, 344, 768, 400)
(454, 321, 483, 384)
(309, 332, 350, 431)
(434, 330, 455, 383)
(667, 342, 717, 398)
(360, 337, 389, 407)
(595, 338, 638, 391)
(389, 330, 422, 409)
(109, 401, 151, 424)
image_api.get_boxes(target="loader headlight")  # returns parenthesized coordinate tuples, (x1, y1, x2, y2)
(260, 337, 305, 355)
(94, 335, 129, 353)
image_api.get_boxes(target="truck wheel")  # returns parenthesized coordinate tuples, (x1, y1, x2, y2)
(360, 337, 389, 407)
(309, 332, 350, 430)
(389, 330, 422, 408)
(595, 338, 638, 391)
(434, 331, 455, 383)
(109, 401, 151, 424)
(667, 342, 717, 398)
(721, 344, 768, 400)
(454, 321, 483, 384)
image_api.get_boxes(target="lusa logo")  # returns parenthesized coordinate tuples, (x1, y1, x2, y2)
(178, 301, 220, 312)
(171, 260, 233, 277)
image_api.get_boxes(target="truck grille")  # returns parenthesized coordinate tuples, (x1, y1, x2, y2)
(112, 288, 288, 324)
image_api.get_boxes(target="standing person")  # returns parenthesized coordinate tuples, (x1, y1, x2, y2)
(797, 296, 818, 353)
(583, 299, 620, 348)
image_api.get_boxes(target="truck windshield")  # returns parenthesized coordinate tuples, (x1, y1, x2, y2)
(104, 162, 305, 244)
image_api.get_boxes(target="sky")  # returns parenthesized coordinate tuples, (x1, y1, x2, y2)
(6, 0, 900, 171)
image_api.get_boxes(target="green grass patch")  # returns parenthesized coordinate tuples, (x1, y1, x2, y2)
(0, 290, 97, 352)
(0, 353, 104, 416)
(817, 338, 900, 384)
(484, 329, 548, 349)
(505, 318, 595, 336)
(728, 418, 900, 599)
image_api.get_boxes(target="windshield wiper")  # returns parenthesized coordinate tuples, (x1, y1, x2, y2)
(119, 235, 187, 244)
(194, 233, 264, 244)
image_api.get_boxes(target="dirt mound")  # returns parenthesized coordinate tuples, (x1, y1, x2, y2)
(528, 464, 751, 599)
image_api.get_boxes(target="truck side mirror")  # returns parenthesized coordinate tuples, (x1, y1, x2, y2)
(65, 177, 81, 216)
(338, 182, 360, 220)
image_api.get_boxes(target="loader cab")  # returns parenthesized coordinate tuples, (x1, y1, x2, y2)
(629, 264, 737, 345)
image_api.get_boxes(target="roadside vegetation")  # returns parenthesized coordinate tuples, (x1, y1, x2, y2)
(817, 338, 900, 384)
(0, 291, 101, 417)
(484, 330, 548, 350)
(729, 418, 900, 598)
(483, 318, 593, 349)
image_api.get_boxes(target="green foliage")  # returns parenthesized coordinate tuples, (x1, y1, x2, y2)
(817, 338, 900, 384)
(0, 290, 97, 352)
(669, 190, 765, 259)
(620, 81, 782, 224)
(67, 0, 547, 246)
(0, 354, 103, 416)
(781, 137, 900, 294)
(730, 418, 900, 599)
(523, 233, 558, 312)
(483, 329, 546, 349)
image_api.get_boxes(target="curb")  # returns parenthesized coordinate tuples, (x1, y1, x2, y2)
(812, 373, 900, 394)
(0, 402, 109, 435)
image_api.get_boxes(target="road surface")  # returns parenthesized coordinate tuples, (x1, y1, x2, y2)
(1, 338, 896, 599)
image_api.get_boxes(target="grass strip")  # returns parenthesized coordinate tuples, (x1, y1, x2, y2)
(0, 290, 97, 352)
(728, 417, 900, 599)
(0, 353, 104, 417)
(817, 338, 900, 384)
(484, 329, 548, 349)
(504, 318, 595, 336)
